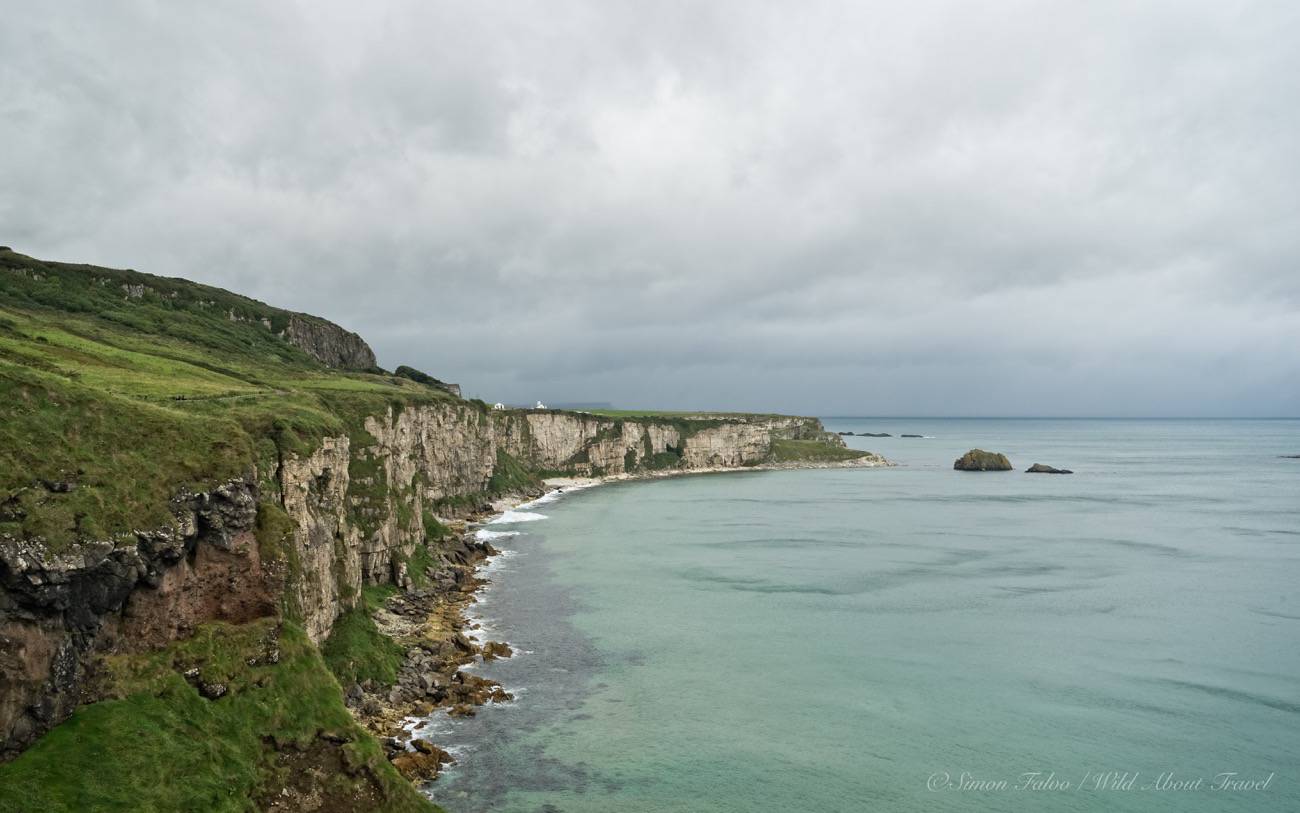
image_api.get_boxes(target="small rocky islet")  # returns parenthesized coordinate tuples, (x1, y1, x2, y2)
(953, 449, 1013, 471)
(953, 450, 1073, 474)
(1026, 463, 1073, 474)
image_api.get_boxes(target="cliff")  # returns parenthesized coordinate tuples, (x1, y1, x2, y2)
(0, 249, 883, 810)
(281, 313, 377, 370)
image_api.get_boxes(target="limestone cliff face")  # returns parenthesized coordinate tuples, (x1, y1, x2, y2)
(0, 404, 847, 757)
(279, 313, 377, 370)
(241, 406, 845, 643)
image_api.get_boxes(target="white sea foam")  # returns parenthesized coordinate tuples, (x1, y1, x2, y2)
(478, 549, 519, 578)
(475, 528, 521, 541)
(515, 481, 598, 511)
(514, 492, 561, 510)
(489, 510, 547, 524)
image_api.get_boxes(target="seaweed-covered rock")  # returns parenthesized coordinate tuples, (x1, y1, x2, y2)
(953, 449, 1012, 471)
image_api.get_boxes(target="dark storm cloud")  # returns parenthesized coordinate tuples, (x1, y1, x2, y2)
(3, 0, 1298, 415)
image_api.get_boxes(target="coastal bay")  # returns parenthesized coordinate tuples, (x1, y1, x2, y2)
(421, 418, 1300, 812)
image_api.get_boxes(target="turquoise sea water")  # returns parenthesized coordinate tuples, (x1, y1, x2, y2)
(422, 419, 1300, 812)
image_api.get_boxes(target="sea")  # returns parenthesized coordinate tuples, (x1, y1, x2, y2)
(416, 418, 1300, 812)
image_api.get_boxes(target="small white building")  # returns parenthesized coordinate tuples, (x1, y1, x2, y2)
(535, 400, 547, 410)
(492, 402, 505, 410)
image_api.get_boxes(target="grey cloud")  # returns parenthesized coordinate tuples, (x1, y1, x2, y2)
(2, 0, 1298, 416)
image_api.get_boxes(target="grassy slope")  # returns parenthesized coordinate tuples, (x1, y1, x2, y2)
(768, 438, 872, 463)
(0, 621, 435, 813)
(584, 408, 794, 419)
(323, 585, 405, 687)
(0, 248, 457, 551)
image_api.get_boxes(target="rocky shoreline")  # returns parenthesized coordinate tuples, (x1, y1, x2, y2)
(341, 521, 518, 783)
(349, 453, 893, 787)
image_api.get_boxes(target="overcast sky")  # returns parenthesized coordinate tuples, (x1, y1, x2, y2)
(3, 1, 1298, 415)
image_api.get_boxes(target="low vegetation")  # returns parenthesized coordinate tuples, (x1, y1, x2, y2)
(322, 585, 405, 687)
(487, 449, 541, 495)
(0, 620, 437, 813)
(584, 408, 798, 419)
(768, 439, 873, 463)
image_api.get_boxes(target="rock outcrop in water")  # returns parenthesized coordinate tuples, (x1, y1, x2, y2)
(953, 449, 1012, 471)
(1026, 463, 1073, 474)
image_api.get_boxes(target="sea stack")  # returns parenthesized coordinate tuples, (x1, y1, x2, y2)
(954, 449, 1012, 471)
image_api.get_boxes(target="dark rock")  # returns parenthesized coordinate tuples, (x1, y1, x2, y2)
(860, 432, 892, 437)
(410, 739, 432, 755)
(481, 641, 512, 661)
(390, 749, 446, 781)
(382, 737, 405, 756)
(953, 449, 1012, 471)
(1281, 455, 1300, 459)
(422, 742, 453, 764)
(900, 434, 924, 438)
(1026, 463, 1073, 474)
(199, 682, 228, 700)
(278, 313, 376, 370)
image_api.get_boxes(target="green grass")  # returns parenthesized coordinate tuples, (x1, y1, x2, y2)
(0, 249, 457, 550)
(422, 510, 450, 542)
(404, 542, 436, 589)
(584, 408, 799, 419)
(0, 620, 437, 813)
(321, 585, 404, 687)
(768, 439, 872, 463)
(486, 449, 542, 495)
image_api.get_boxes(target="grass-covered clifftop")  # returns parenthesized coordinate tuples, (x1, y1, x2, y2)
(0, 247, 457, 551)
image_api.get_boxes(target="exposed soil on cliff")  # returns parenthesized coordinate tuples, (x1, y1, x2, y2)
(255, 734, 392, 813)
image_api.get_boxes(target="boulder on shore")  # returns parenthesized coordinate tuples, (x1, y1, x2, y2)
(1026, 463, 1073, 474)
(953, 449, 1012, 471)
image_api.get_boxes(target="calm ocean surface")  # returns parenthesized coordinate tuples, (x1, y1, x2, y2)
(421, 419, 1300, 812)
